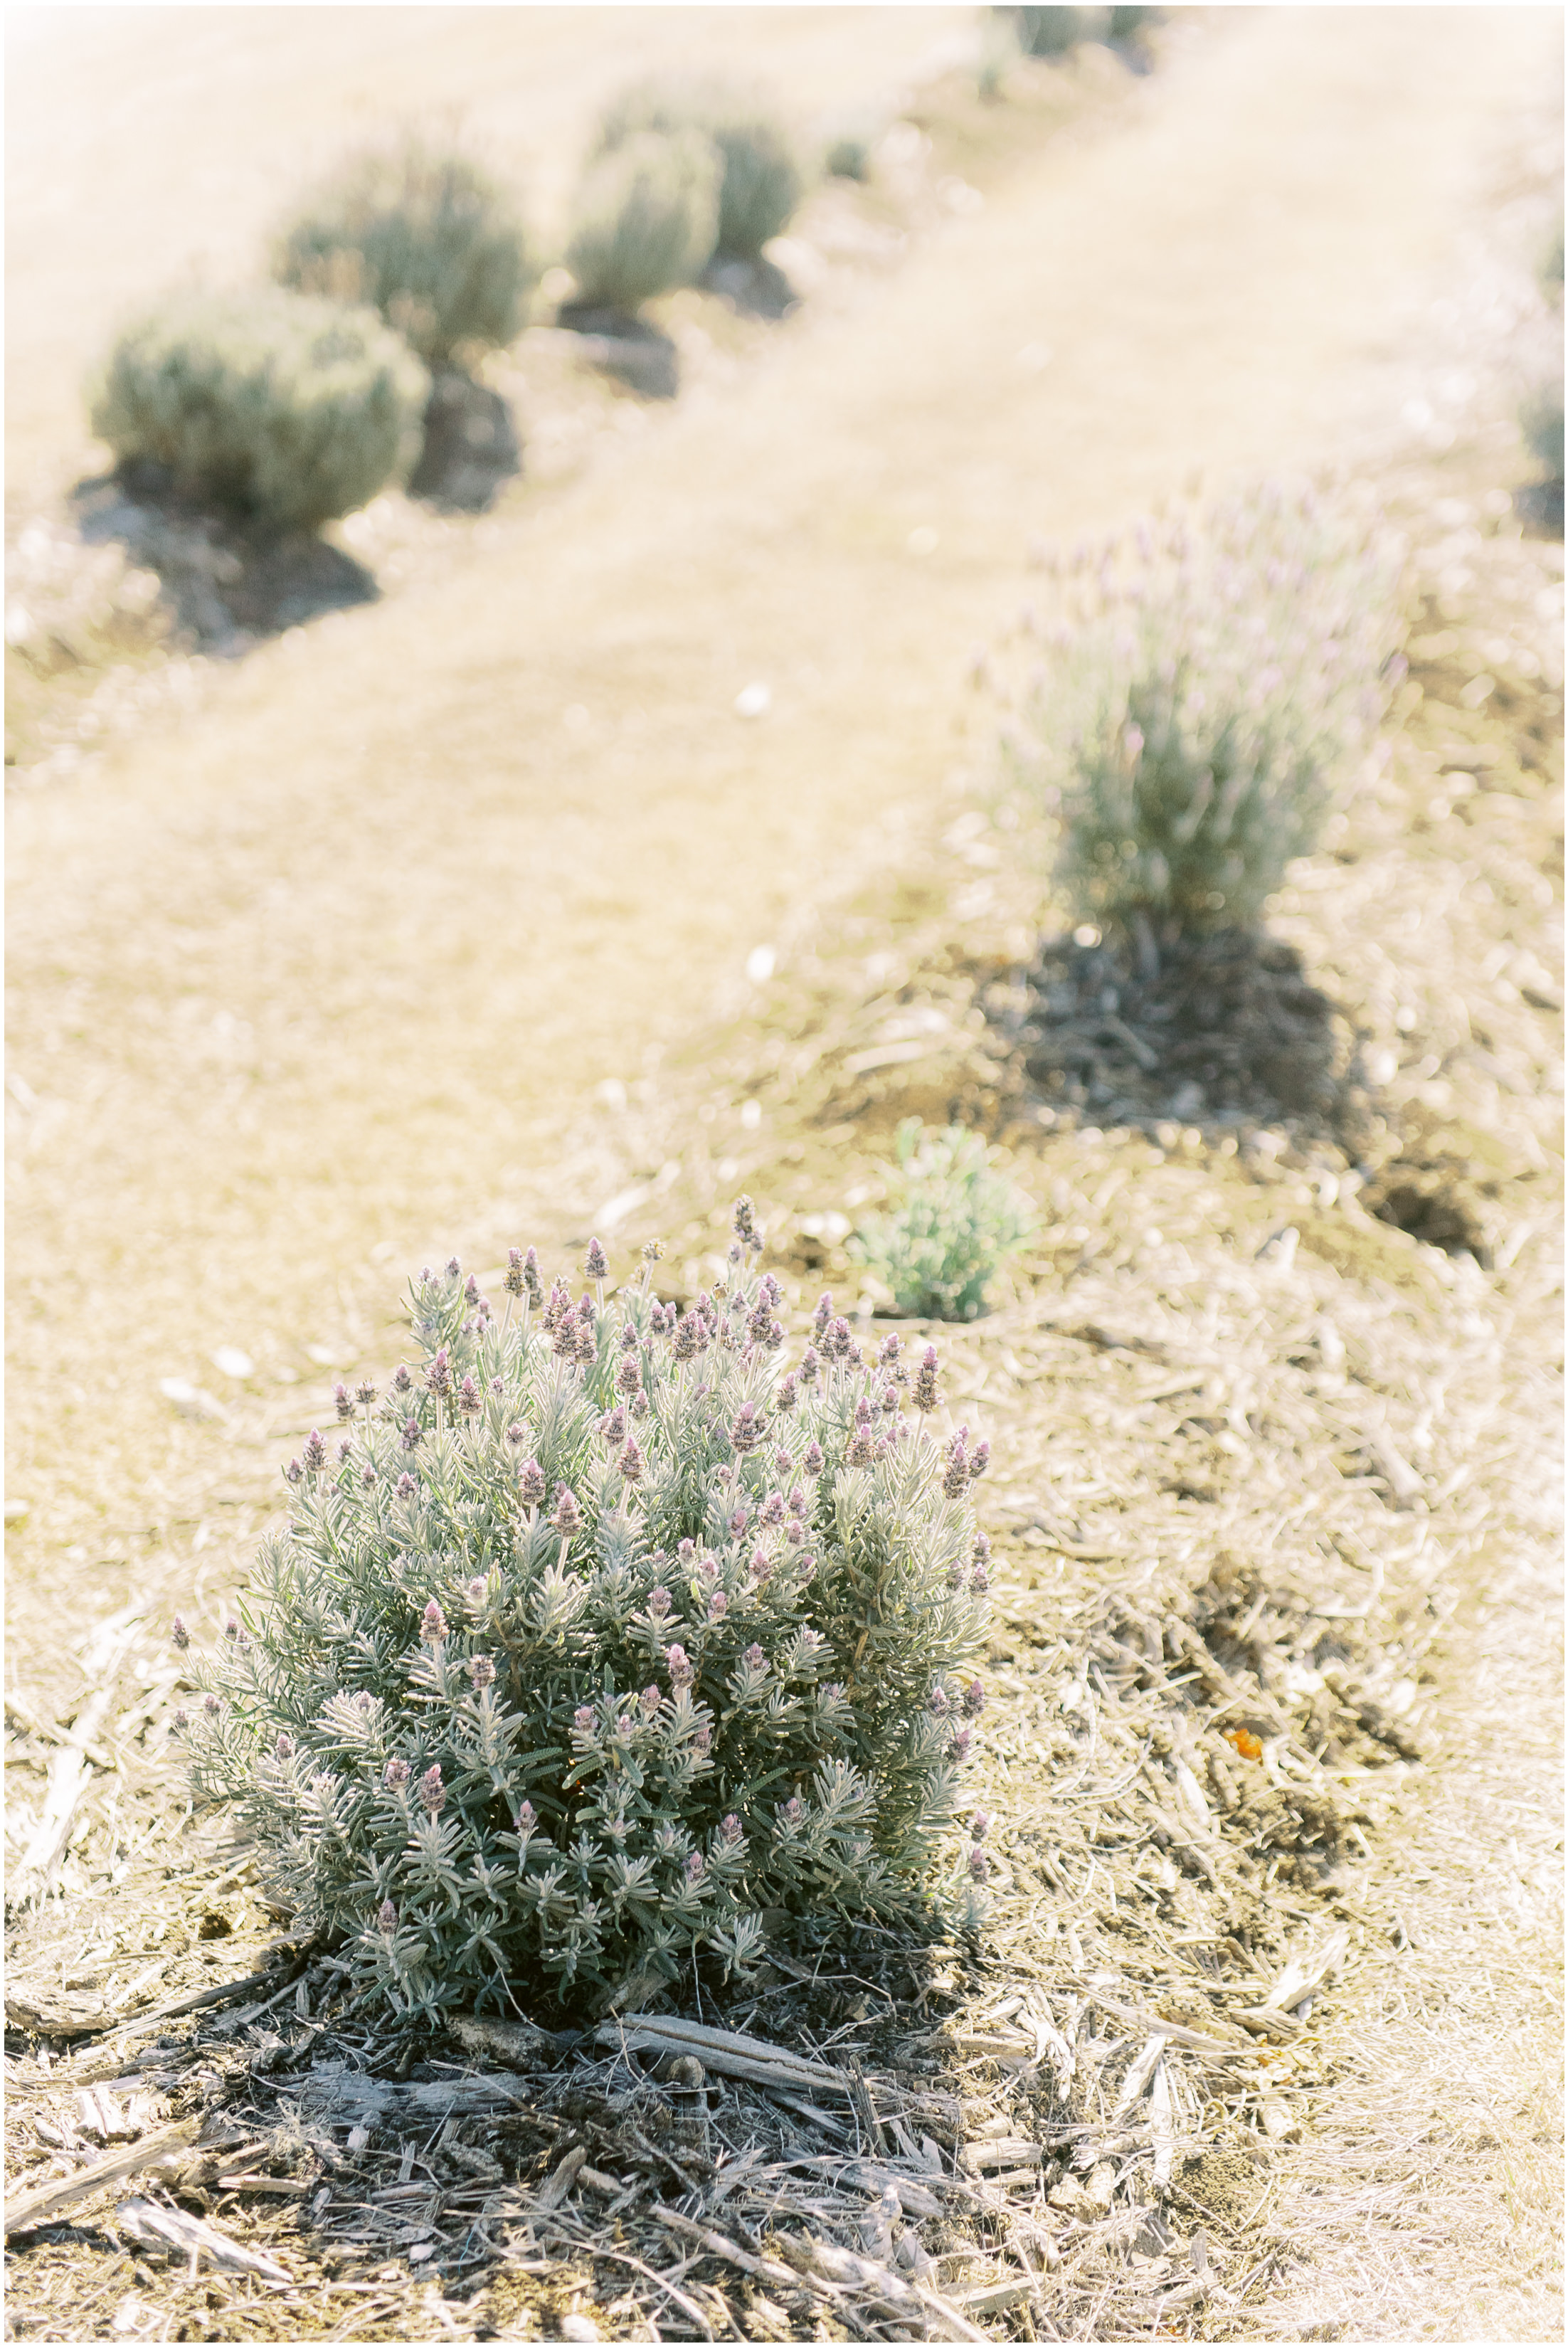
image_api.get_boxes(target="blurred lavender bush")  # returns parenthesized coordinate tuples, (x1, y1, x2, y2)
(1010, 482, 1404, 938)
(88, 290, 428, 534)
(275, 139, 536, 369)
(852, 1122, 1035, 1323)
(595, 78, 804, 261)
(565, 129, 721, 314)
(178, 1205, 992, 2022)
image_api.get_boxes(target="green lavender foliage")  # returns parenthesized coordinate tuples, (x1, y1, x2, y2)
(1010, 482, 1404, 936)
(87, 291, 428, 533)
(852, 1123, 1035, 1323)
(275, 140, 535, 368)
(565, 130, 721, 312)
(178, 1212, 992, 2024)
(1007, 7, 1088, 58)
(1521, 379, 1565, 486)
(595, 79, 804, 260)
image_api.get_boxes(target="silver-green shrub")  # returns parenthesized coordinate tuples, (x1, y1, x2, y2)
(1010, 482, 1403, 936)
(1007, 7, 1089, 58)
(176, 1207, 992, 2022)
(852, 1124, 1035, 1323)
(565, 130, 721, 313)
(88, 291, 428, 534)
(595, 79, 803, 260)
(275, 140, 535, 369)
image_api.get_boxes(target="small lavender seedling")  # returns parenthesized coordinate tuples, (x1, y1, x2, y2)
(852, 1122, 1034, 1323)
(1008, 478, 1404, 938)
(179, 1225, 991, 2022)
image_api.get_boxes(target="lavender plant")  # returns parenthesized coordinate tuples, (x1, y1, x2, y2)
(88, 291, 428, 534)
(851, 1123, 1035, 1323)
(1010, 481, 1403, 937)
(176, 1207, 992, 2023)
(275, 139, 535, 369)
(594, 79, 803, 261)
(564, 129, 721, 314)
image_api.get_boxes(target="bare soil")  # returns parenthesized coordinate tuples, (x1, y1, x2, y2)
(6, 8, 1562, 2342)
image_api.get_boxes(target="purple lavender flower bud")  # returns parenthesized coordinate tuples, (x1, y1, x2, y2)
(455, 1375, 482, 1420)
(379, 1899, 398, 1932)
(462, 1274, 480, 1306)
(361, 1463, 378, 1488)
(785, 1518, 805, 1546)
(686, 1849, 706, 1881)
(465, 1576, 488, 1610)
(617, 1437, 645, 1483)
(942, 1434, 970, 1500)
(421, 1599, 448, 1645)
(505, 1249, 526, 1297)
(773, 1451, 795, 1482)
(963, 1678, 986, 1717)
(733, 1196, 758, 1244)
(302, 1429, 328, 1473)
(523, 1249, 544, 1305)
(333, 1381, 354, 1421)
(950, 1728, 972, 1761)
(469, 1656, 495, 1691)
(552, 1486, 583, 1538)
(615, 1355, 642, 1399)
(693, 1720, 712, 1752)
(822, 1682, 843, 1707)
(400, 1415, 421, 1453)
(709, 1589, 729, 1619)
(968, 1439, 990, 1482)
(879, 1334, 901, 1367)
(284, 1457, 304, 1485)
(586, 1237, 610, 1282)
(647, 1586, 670, 1619)
(337, 1437, 354, 1464)
(747, 1297, 774, 1344)
(969, 1846, 990, 1881)
(827, 1317, 854, 1360)
(171, 1617, 190, 1651)
(573, 1704, 596, 1735)
(780, 1794, 804, 1826)
(760, 1492, 785, 1528)
(600, 1405, 627, 1449)
(803, 1441, 825, 1476)
(812, 1292, 832, 1336)
(223, 1616, 240, 1641)
(666, 1643, 693, 1686)
(847, 1425, 876, 1469)
(798, 1348, 820, 1387)
(640, 1684, 662, 1713)
(203, 1692, 222, 1717)
(730, 1402, 765, 1455)
(749, 1548, 772, 1582)
(973, 1531, 991, 1568)
(426, 1348, 452, 1400)
(515, 1800, 536, 1832)
(275, 1732, 294, 1759)
(913, 1347, 941, 1412)
(420, 1764, 445, 1816)
(728, 1506, 751, 1539)
(356, 1691, 374, 1713)
(616, 1713, 634, 1739)
(970, 1564, 989, 1595)
(384, 1757, 410, 1789)
(743, 1642, 767, 1673)
(513, 1458, 546, 1511)
(721, 1812, 743, 1844)
(928, 1686, 951, 1717)
(171, 1708, 189, 1731)
(396, 1471, 418, 1500)
(392, 1363, 413, 1395)
(575, 1318, 598, 1368)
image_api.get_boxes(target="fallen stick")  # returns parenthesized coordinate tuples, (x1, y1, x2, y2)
(4, 2120, 198, 2235)
(651, 2203, 845, 2305)
(115, 2196, 291, 2282)
(599, 2013, 852, 2098)
(806, 2240, 992, 2342)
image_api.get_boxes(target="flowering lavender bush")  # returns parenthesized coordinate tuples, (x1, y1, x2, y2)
(177, 1207, 991, 2022)
(1010, 482, 1404, 936)
(851, 1123, 1035, 1323)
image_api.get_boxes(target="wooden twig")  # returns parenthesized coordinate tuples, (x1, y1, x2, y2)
(598, 2012, 852, 2098)
(4, 2120, 198, 2235)
(115, 2196, 290, 2282)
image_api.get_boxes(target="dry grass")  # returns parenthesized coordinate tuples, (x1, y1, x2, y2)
(5, 8, 1563, 2340)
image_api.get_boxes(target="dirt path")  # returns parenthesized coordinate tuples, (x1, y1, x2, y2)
(8, 8, 1556, 1656)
